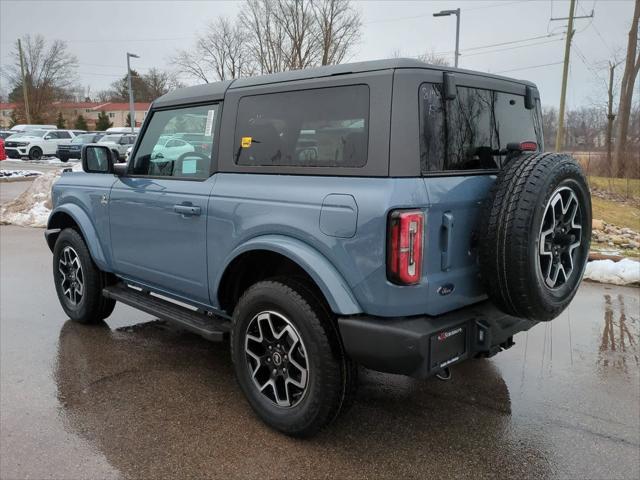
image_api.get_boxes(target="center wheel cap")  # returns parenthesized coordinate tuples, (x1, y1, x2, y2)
(272, 352, 282, 366)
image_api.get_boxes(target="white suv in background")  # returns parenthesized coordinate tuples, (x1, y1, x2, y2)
(97, 133, 137, 162)
(4, 129, 79, 160)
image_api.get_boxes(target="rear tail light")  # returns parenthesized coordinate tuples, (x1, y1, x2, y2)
(387, 209, 424, 285)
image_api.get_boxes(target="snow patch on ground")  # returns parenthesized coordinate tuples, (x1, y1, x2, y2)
(584, 259, 640, 286)
(0, 172, 58, 227)
(0, 169, 43, 180)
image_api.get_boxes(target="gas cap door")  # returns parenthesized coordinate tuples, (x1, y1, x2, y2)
(319, 194, 358, 238)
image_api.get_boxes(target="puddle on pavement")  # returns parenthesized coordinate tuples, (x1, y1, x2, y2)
(47, 282, 639, 479)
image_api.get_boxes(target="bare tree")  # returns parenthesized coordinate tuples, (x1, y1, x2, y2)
(240, 0, 362, 73)
(313, 0, 361, 65)
(172, 17, 254, 82)
(239, 0, 288, 74)
(3, 34, 77, 122)
(144, 68, 183, 99)
(390, 48, 449, 66)
(613, 0, 640, 177)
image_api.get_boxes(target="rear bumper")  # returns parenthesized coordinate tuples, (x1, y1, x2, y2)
(338, 301, 537, 378)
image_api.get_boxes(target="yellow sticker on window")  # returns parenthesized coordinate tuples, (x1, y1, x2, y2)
(241, 136, 252, 148)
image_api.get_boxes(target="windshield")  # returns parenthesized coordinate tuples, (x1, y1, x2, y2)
(23, 130, 47, 138)
(98, 135, 121, 143)
(72, 134, 98, 144)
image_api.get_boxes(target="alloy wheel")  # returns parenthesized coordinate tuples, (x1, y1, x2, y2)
(58, 246, 84, 305)
(244, 311, 309, 408)
(538, 186, 583, 289)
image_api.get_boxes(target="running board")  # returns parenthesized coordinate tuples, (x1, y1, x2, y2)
(103, 284, 230, 342)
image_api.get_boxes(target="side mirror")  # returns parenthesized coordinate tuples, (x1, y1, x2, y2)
(443, 72, 457, 101)
(524, 86, 535, 110)
(81, 145, 114, 174)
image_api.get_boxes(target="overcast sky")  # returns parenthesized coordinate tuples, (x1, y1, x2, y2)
(0, 0, 636, 109)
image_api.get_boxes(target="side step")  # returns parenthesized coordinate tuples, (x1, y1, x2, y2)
(103, 284, 230, 342)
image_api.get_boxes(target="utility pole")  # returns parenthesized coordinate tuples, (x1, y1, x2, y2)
(551, 0, 594, 151)
(606, 62, 617, 172)
(126, 52, 139, 133)
(17, 38, 31, 124)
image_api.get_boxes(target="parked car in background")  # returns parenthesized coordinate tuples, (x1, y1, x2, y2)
(0, 130, 16, 140)
(10, 124, 57, 132)
(57, 132, 106, 162)
(4, 129, 78, 160)
(151, 135, 194, 161)
(97, 133, 137, 162)
(106, 127, 141, 134)
(0, 138, 5, 161)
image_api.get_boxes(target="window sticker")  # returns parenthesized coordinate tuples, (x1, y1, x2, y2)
(205, 109, 215, 136)
(241, 136, 252, 148)
(182, 159, 197, 174)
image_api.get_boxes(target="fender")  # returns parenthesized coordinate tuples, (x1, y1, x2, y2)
(216, 235, 362, 315)
(47, 204, 111, 272)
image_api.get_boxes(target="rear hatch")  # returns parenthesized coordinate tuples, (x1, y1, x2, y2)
(419, 81, 543, 315)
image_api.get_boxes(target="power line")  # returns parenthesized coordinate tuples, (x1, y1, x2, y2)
(462, 37, 564, 57)
(64, 36, 192, 44)
(494, 60, 564, 74)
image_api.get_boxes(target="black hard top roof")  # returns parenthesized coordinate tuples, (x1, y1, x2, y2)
(153, 58, 537, 108)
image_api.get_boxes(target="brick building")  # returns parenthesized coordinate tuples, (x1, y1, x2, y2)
(0, 102, 150, 129)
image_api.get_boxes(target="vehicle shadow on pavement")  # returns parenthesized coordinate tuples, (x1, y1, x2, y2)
(54, 319, 551, 479)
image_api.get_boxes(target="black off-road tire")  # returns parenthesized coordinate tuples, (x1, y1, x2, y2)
(479, 152, 591, 321)
(231, 279, 354, 437)
(29, 147, 43, 160)
(53, 228, 116, 323)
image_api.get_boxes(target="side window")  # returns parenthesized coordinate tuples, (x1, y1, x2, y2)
(235, 85, 369, 168)
(494, 92, 541, 148)
(58, 131, 71, 139)
(130, 104, 218, 178)
(419, 84, 446, 172)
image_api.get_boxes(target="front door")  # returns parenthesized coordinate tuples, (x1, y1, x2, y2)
(109, 103, 220, 304)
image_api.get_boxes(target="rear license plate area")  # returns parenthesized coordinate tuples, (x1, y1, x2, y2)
(430, 324, 467, 370)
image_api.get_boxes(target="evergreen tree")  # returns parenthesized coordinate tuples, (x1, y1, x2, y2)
(74, 114, 88, 130)
(56, 112, 66, 129)
(126, 112, 132, 127)
(95, 110, 113, 130)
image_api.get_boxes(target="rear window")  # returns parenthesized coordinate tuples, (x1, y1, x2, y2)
(234, 85, 369, 168)
(420, 83, 542, 172)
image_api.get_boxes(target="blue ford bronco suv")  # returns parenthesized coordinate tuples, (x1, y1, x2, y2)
(46, 59, 591, 436)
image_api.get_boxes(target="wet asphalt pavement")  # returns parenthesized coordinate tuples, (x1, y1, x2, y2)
(1, 224, 639, 480)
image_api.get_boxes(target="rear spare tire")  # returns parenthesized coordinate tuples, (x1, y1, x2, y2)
(479, 152, 591, 321)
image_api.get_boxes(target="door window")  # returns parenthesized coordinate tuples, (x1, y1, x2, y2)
(234, 85, 369, 168)
(130, 104, 218, 178)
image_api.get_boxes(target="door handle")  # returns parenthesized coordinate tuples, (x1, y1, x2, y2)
(173, 204, 201, 217)
(441, 212, 454, 271)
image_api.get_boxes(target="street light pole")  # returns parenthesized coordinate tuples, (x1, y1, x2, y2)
(433, 8, 461, 68)
(126, 52, 139, 133)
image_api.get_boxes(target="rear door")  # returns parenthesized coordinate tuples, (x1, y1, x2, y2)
(417, 76, 543, 313)
(109, 103, 219, 304)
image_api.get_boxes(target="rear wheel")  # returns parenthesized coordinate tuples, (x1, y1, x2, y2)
(231, 279, 354, 437)
(53, 228, 116, 323)
(29, 147, 42, 160)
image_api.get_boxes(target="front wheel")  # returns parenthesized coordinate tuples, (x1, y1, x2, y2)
(53, 228, 116, 323)
(29, 147, 43, 160)
(231, 279, 354, 437)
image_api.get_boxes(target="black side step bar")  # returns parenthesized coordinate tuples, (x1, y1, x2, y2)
(103, 284, 230, 342)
